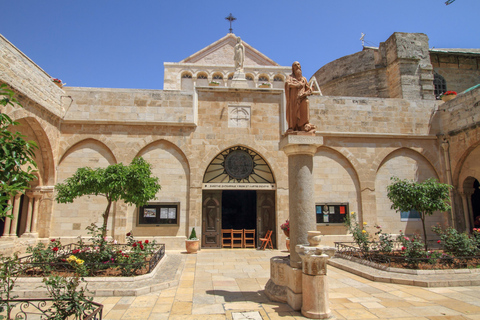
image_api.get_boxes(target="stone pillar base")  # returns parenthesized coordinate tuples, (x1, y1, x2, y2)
(20, 232, 38, 238)
(231, 72, 248, 88)
(264, 256, 303, 310)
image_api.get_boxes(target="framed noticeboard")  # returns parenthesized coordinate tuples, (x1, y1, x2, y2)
(315, 203, 349, 224)
(138, 203, 179, 225)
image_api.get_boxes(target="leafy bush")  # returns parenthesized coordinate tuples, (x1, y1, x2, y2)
(0, 254, 20, 320)
(432, 226, 479, 257)
(373, 225, 394, 254)
(344, 212, 370, 253)
(43, 275, 94, 320)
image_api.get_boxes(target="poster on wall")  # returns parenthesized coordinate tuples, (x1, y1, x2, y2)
(168, 208, 176, 219)
(143, 208, 156, 218)
(323, 214, 329, 223)
(160, 208, 168, 219)
(329, 206, 335, 214)
(340, 206, 345, 214)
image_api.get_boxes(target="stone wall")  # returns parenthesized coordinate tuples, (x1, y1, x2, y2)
(64, 88, 195, 125)
(432, 52, 480, 94)
(309, 95, 436, 135)
(0, 35, 64, 118)
(313, 33, 435, 101)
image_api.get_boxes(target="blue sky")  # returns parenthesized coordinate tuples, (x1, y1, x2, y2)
(2, 1, 478, 90)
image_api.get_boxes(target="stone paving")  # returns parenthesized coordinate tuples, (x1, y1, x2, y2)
(93, 249, 480, 319)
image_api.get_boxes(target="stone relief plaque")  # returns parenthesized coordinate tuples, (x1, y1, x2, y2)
(228, 106, 250, 128)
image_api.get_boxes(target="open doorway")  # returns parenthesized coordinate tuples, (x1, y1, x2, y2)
(222, 190, 256, 230)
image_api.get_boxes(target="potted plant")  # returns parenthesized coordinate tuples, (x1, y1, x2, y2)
(440, 90, 457, 102)
(52, 78, 64, 88)
(185, 227, 200, 253)
(259, 82, 271, 88)
(280, 220, 290, 238)
(209, 81, 220, 86)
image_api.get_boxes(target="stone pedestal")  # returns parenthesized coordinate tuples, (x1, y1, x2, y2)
(231, 71, 248, 88)
(280, 134, 323, 268)
(297, 245, 336, 319)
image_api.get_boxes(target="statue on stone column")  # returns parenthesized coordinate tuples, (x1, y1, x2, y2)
(234, 37, 245, 72)
(285, 61, 316, 133)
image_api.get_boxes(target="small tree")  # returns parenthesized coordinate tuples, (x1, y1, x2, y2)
(387, 177, 452, 250)
(55, 157, 161, 237)
(0, 84, 38, 219)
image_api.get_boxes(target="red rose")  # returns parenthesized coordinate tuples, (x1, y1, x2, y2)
(126, 232, 131, 237)
(145, 240, 149, 244)
(140, 245, 144, 250)
(401, 246, 406, 251)
(51, 239, 56, 242)
(138, 241, 142, 244)
(437, 240, 441, 244)
(132, 243, 137, 248)
(52, 247, 59, 252)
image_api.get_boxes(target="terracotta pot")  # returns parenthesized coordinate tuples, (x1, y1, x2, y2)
(185, 239, 199, 253)
(54, 82, 63, 88)
(441, 94, 456, 102)
(283, 229, 290, 238)
(286, 238, 290, 251)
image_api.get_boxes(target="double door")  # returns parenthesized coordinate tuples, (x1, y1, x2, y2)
(201, 190, 275, 248)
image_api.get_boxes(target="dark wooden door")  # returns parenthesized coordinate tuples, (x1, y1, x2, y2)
(257, 190, 276, 248)
(202, 191, 222, 248)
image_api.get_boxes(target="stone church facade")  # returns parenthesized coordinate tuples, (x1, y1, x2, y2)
(0, 32, 479, 251)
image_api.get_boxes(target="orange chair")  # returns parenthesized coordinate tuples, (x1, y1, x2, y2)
(232, 229, 243, 248)
(243, 229, 255, 248)
(259, 230, 273, 250)
(222, 229, 233, 248)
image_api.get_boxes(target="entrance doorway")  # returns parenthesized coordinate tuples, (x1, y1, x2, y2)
(201, 190, 275, 248)
(472, 179, 480, 229)
(222, 190, 256, 230)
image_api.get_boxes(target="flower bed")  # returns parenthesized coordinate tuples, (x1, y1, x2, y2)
(335, 241, 480, 270)
(19, 225, 165, 277)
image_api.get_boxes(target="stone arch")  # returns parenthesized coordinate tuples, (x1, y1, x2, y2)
(202, 145, 275, 184)
(374, 147, 443, 235)
(59, 138, 116, 166)
(13, 116, 55, 186)
(181, 71, 193, 91)
(131, 139, 191, 238)
(258, 74, 269, 82)
(52, 138, 117, 239)
(373, 146, 441, 183)
(197, 141, 278, 188)
(453, 138, 480, 189)
(313, 146, 362, 229)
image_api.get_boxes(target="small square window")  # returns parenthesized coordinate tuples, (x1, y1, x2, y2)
(400, 209, 421, 221)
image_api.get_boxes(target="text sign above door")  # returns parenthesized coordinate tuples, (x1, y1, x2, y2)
(203, 183, 276, 190)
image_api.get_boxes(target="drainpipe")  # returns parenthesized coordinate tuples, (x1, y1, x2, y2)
(441, 137, 456, 229)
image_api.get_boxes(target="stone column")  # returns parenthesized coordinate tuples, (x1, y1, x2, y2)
(280, 134, 323, 268)
(30, 193, 41, 235)
(297, 245, 336, 319)
(24, 192, 34, 235)
(2, 198, 12, 237)
(9, 194, 21, 237)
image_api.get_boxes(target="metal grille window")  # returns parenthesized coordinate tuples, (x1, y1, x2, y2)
(316, 203, 349, 224)
(434, 72, 447, 99)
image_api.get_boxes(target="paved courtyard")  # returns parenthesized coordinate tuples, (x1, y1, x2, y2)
(94, 249, 480, 319)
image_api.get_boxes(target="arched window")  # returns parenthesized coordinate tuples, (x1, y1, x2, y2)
(246, 74, 254, 81)
(197, 73, 208, 79)
(434, 72, 447, 99)
(181, 72, 193, 91)
(227, 73, 234, 80)
(213, 74, 223, 80)
(273, 75, 284, 82)
(258, 75, 269, 82)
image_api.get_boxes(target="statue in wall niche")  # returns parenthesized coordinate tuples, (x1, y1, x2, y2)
(234, 36, 245, 72)
(285, 61, 316, 133)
